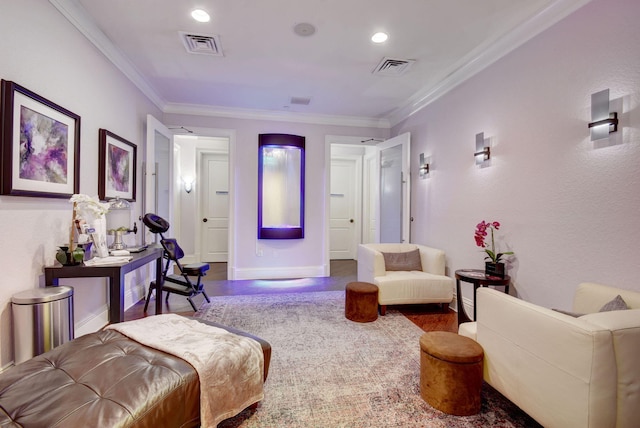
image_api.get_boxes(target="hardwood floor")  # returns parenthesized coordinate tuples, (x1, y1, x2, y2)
(124, 259, 458, 333)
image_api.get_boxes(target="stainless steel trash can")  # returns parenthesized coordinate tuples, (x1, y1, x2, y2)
(11, 286, 74, 364)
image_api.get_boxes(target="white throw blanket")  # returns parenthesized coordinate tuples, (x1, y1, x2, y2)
(106, 314, 264, 427)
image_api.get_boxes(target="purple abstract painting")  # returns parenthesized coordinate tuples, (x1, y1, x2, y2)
(19, 106, 68, 183)
(107, 143, 130, 192)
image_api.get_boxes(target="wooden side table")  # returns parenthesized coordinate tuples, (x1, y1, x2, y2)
(44, 247, 164, 323)
(455, 269, 510, 326)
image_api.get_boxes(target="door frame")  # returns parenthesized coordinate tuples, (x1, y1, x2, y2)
(167, 125, 236, 278)
(324, 135, 382, 275)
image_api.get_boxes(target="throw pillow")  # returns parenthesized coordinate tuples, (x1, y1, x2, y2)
(599, 294, 629, 312)
(381, 249, 423, 271)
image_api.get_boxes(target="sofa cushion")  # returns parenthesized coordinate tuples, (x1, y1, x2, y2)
(599, 295, 628, 312)
(381, 249, 422, 271)
(375, 271, 453, 304)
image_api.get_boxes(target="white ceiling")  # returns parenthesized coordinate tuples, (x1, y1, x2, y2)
(51, 0, 591, 127)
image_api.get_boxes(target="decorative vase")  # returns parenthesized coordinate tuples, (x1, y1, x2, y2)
(72, 247, 85, 264)
(56, 246, 69, 265)
(485, 262, 505, 278)
(90, 216, 109, 257)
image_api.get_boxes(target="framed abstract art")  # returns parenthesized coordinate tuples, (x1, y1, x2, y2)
(98, 129, 136, 201)
(0, 80, 81, 198)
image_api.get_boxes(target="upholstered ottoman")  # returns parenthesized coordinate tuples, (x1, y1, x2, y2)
(0, 317, 271, 427)
(345, 281, 379, 322)
(419, 331, 484, 416)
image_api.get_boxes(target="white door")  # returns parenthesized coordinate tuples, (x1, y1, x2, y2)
(330, 157, 359, 259)
(144, 114, 173, 244)
(200, 152, 229, 262)
(376, 133, 411, 243)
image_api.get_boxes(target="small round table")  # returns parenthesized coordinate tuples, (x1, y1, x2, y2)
(345, 282, 379, 322)
(455, 269, 510, 326)
(419, 331, 484, 415)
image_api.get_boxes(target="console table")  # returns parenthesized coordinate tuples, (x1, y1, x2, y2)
(45, 247, 165, 323)
(455, 269, 510, 326)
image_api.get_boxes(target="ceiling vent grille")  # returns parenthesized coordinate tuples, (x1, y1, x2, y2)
(179, 32, 223, 56)
(373, 57, 415, 76)
(290, 96, 311, 105)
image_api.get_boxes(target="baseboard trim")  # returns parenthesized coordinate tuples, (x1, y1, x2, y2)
(232, 265, 325, 280)
(75, 305, 109, 337)
(75, 282, 147, 337)
(451, 294, 475, 319)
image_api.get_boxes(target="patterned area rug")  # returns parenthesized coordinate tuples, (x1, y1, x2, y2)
(195, 291, 540, 427)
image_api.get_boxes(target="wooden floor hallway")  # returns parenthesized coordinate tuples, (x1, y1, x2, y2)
(124, 259, 458, 333)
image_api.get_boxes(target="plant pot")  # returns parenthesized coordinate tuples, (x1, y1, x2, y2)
(485, 262, 505, 278)
(56, 246, 82, 266)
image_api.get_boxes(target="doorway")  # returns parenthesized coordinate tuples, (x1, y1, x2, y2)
(324, 133, 411, 273)
(172, 135, 229, 265)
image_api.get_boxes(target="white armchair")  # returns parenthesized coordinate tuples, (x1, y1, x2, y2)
(459, 282, 640, 428)
(357, 243, 454, 315)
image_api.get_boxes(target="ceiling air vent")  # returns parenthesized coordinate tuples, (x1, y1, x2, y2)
(290, 96, 311, 105)
(179, 32, 223, 56)
(373, 57, 415, 76)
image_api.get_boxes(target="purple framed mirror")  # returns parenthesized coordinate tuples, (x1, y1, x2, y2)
(258, 133, 305, 239)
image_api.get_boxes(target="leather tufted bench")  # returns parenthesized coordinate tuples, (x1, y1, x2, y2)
(0, 318, 271, 427)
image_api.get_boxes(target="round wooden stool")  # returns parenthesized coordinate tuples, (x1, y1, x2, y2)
(345, 282, 378, 322)
(419, 331, 484, 416)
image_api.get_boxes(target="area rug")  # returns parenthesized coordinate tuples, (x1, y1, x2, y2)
(195, 291, 540, 428)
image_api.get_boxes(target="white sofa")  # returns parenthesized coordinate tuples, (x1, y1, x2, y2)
(356, 243, 454, 315)
(459, 282, 640, 428)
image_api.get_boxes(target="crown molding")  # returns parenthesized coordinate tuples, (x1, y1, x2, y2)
(49, 0, 389, 129)
(50, 0, 591, 130)
(163, 103, 391, 129)
(49, 0, 167, 110)
(387, 0, 594, 127)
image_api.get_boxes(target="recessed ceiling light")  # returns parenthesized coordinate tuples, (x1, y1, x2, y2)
(371, 32, 388, 43)
(191, 9, 210, 23)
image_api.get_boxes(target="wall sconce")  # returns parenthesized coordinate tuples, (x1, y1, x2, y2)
(182, 176, 194, 193)
(474, 132, 490, 164)
(419, 153, 430, 178)
(588, 88, 619, 141)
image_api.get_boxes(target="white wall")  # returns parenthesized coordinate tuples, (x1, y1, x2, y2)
(0, 0, 162, 368)
(164, 114, 389, 279)
(393, 0, 640, 309)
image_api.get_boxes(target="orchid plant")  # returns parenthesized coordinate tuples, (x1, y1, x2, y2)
(69, 194, 110, 221)
(474, 220, 514, 264)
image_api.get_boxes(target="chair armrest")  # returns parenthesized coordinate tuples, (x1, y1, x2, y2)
(415, 245, 446, 275)
(357, 244, 386, 283)
(579, 309, 640, 426)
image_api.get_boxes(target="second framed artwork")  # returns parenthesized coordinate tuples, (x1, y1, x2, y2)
(98, 129, 136, 201)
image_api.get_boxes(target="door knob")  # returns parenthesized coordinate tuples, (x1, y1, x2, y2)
(202, 218, 208, 222)
(349, 219, 354, 223)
